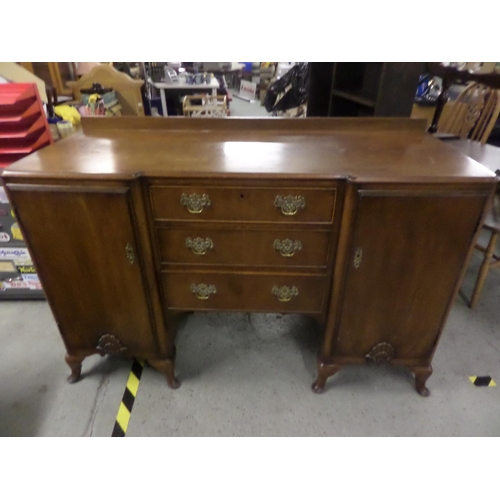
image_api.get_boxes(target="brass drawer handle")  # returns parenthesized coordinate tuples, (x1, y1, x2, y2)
(274, 195, 306, 216)
(272, 285, 299, 302)
(186, 237, 214, 255)
(273, 239, 302, 257)
(190, 283, 217, 300)
(180, 193, 211, 214)
(125, 243, 135, 264)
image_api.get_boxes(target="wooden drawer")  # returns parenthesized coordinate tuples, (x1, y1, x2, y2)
(157, 226, 331, 268)
(150, 186, 336, 223)
(162, 271, 327, 313)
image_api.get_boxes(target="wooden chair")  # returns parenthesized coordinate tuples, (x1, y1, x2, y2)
(66, 64, 145, 116)
(438, 82, 500, 144)
(470, 191, 500, 308)
(437, 83, 500, 306)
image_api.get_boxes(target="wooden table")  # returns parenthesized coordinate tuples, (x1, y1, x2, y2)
(148, 77, 220, 116)
(447, 139, 500, 174)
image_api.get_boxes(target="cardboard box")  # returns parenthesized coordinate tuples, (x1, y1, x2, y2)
(260, 89, 267, 105)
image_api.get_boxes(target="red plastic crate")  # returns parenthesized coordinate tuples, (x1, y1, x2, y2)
(0, 83, 53, 168)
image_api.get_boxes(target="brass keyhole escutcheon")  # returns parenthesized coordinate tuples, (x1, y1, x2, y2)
(353, 247, 362, 268)
(125, 243, 135, 265)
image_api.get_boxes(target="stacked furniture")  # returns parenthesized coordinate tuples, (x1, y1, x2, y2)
(0, 83, 51, 298)
(0, 83, 52, 167)
(1, 117, 495, 395)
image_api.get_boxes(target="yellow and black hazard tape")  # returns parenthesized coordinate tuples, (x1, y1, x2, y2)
(469, 376, 496, 387)
(112, 359, 144, 437)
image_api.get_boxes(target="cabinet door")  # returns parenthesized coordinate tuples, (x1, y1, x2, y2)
(335, 189, 487, 362)
(6, 184, 156, 355)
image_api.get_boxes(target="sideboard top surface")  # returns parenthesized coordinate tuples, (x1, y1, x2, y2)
(2, 117, 496, 183)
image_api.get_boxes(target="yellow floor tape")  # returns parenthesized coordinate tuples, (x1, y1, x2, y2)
(112, 359, 144, 437)
(469, 376, 496, 387)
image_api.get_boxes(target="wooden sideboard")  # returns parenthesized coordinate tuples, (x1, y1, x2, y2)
(1, 117, 496, 396)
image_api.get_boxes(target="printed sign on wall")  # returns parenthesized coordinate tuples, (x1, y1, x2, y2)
(235, 80, 257, 102)
(17, 265, 36, 274)
(0, 261, 16, 272)
(0, 280, 30, 290)
(10, 223, 23, 240)
(0, 247, 32, 265)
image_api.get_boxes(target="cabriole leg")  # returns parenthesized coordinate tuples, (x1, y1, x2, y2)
(411, 365, 433, 397)
(312, 360, 343, 394)
(148, 348, 180, 389)
(65, 353, 86, 383)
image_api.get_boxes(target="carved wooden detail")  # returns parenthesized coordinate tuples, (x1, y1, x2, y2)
(96, 334, 127, 356)
(365, 342, 396, 363)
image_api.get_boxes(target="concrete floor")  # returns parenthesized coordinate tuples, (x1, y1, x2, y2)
(0, 230, 499, 436)
(228, 88, 271, 117)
